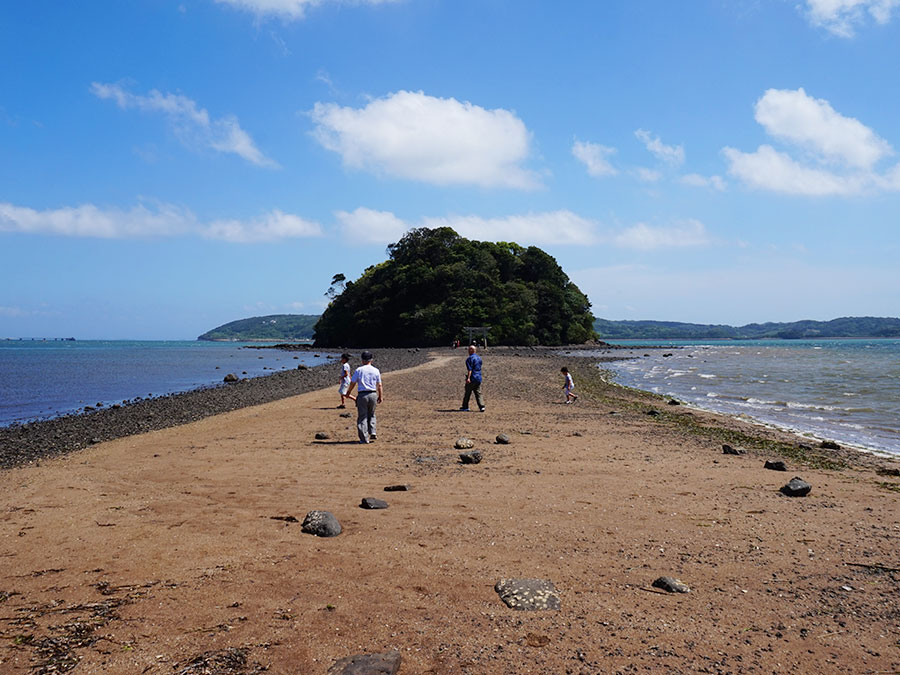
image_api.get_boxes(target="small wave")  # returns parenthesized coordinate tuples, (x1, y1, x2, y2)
(698, 374, 716, 379)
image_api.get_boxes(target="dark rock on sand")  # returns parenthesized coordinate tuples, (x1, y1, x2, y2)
(301, 510, 342, 537)
(360, 497, 388, 509)
(820, 440, 841, 450)
(646, 409, 661, 417)
(223, 373, 239, 383)
(328, 650, 401, 675)
(384, 484, 410, 492)
(495, 433, 510, 444)
(877, 467, 900, 477)
(652, 576, 690, 593)
(722, 444, 745, 455)
(339, 412, 352, 418)
(495, 578, 561, 611)
(667, 399, 681, 406)
(780, 477, 812, 497)
(315, 432, 331, 440)
(455, 437, 475, 449)
(764, 460, 788, 471)
(459, 451, 482, 464)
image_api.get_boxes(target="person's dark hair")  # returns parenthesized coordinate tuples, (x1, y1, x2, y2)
(560, 367, 568, 373)
(361, 350, 374, 361)
(341, 353, 351, 360)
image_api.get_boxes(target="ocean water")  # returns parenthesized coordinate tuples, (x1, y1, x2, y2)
(589, 339, 900, 456)
(0, 340, 334, 427)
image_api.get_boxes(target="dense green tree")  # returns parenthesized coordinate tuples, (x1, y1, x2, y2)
(313, 228, 597, 347)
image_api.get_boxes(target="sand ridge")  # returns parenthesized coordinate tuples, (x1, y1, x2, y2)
(1, 349, 898, 673)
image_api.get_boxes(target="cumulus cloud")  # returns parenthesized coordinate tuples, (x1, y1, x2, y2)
(90, 82, 278, 168)
(754, 88, 891, 168)
(634, 167, 662, 183)
(722, 145, 868, 196)
(422, 211, 598, 246)
(0, 201, 321, 241)
(335, 208, 597, 246)
(635, 129, 685, 166)
(724, 88, 899, 196)
(203, 210, 323, 242)
(613, 219, 711, 250)
(310, 90, 539, 189)
(681, 173, 726, 191)
(215, 0, 401, 20)
(572, 140, 618, 177)
(0, 201, 195, 238)
(804, 0, 900, 37)
(335, 207, 408, 245)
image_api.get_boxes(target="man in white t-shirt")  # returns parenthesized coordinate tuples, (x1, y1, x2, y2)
(345, 350, 383, 444)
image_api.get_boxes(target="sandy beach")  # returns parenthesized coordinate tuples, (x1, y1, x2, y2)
(1, 349, 898, 673)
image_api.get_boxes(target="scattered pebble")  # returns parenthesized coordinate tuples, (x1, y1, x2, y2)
(780, 477, 811, 497)
(722, 444, 745, 455)
(652, 576, 690, 593)
(495, 578, 560, 611)
(384, 484, 410, 492)
(327, 650, 401, 675)
(495, 433, 511, 444)
(301, 510, 342, 537)
(459, 451, 483, 464)
(315, 432, 331, 440)
(455, 438, 475, 449)
(764, 459, 787, 471)
(820, 440, 841, 450)
(360, 497, 388, 509)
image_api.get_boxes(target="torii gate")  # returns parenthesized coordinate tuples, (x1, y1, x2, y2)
(463, 326, 490, 348)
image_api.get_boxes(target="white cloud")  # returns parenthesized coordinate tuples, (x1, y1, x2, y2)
(724, 88, 899, 196)
(336, 207, 409, 245)
(0, 201, 195, 238)
(335, 208, 597, 246)
(203, 210, 323, 242)
(0, 201, 322, 242)
(804, 0, 900, 37)
(635, 129, 685, 166)
(572, 140, 618, 177)
(755, 88, 891, 168)
(723, 144, 870, 196)
(90, 82, 278, 168)
(634, 167, 662, 183)
(681, 173, 726, 191)
(310, 90, 539, 189)
(422, 210, 598, 246)
(613, 219, 711, 250)
(215, 0, 401, 20)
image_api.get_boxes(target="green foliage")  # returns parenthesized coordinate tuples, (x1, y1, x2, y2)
(198, 314, 319, 341)
(594, 316, 900, 340)
(314, 228, 596, 347)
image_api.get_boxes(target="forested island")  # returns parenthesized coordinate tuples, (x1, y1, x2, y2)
(196, 226, 899, 344)
(198, 314, 319, 341)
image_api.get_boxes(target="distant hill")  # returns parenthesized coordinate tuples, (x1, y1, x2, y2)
(593, 316, 900, 340)
(198, 314, 319, 341)
(199, 314, 900, 342)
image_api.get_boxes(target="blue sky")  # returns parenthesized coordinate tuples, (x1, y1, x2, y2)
(2, 0, 899, 339)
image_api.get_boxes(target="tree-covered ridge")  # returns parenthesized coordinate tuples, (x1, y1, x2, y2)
(198, 314, 319, 341)
(313, 228, 597, 347)
(594, 316, 900, 340)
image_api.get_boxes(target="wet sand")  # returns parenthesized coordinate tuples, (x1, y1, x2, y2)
(1, 349, 898, 673)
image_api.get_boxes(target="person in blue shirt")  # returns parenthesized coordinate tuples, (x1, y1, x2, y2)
(460, 344, 485, 412)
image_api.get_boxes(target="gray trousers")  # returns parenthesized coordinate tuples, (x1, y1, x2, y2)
(356, 391, 377, 442)
(462, 379, 484, 410)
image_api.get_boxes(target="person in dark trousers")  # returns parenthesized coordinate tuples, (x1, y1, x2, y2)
(345, 351, 383, 444)
(460, 344, 485, 412)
